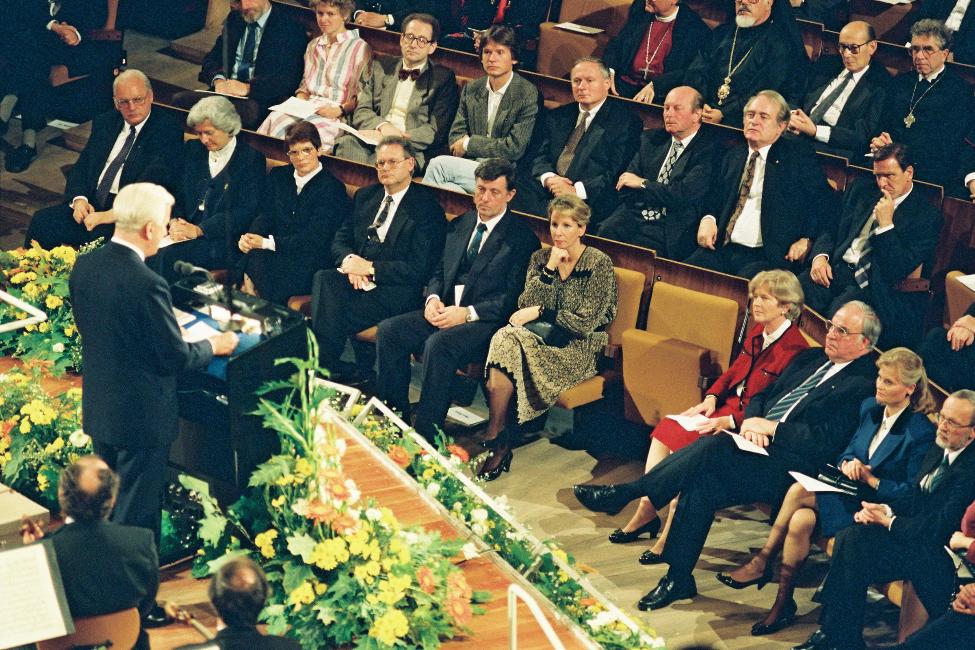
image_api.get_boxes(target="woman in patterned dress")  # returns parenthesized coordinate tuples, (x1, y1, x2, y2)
(477, 194, 618, 480)
(257, 0, 370, 151)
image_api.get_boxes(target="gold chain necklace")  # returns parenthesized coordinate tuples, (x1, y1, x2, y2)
(903, 73, 942, 128)
(717, 26, 756, 105)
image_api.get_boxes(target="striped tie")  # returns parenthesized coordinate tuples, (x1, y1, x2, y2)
(853, 217, 875, 289)
(765, 362, 833, 421)
(643, 140, 684, 222)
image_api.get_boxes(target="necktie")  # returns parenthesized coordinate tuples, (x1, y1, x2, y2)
(367, 196, 394, 241)
(398, 68, 421, 81)
(765, 361, 833, 421)
(723, 150, 759, 245)
(556, 110, 590, 177)
(94, 127, 138, 210)
(237, 22, 258, 83)
(853, 215, 876, 289)
(808, 71, 853, 125)
(643, 140, 684, 222)
(465, 223, 488, 267)
(923, 454, 950, 494)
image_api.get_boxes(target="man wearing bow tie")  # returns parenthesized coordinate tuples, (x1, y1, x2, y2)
(334, 13, 459, 170)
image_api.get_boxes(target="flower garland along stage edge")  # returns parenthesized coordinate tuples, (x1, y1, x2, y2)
(0, 240, 103, 375)
(190, 341, 489, 649)
(190, 338, 665, 649)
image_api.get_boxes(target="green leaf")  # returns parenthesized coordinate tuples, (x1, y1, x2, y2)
(248, 455, 292, 487)
(286, 533, 317, 564)
(206, 549, 251, 575)
(198, 511, 227, 547)
(471, 590, 491, 604)
(282, 560, 315, 593)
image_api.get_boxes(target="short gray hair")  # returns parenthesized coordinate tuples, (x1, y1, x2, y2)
(911, 18, 952, 50)
(187, 96, 242, 136)
(744, 90, 790, 124)
(841, 300, 882, 346)
(949, 390, 975, 425)
(749, 269, 804, 320)
(112, 69, 152, 96)
(572, 56, 610, 79)
(113, 183, 174, 233)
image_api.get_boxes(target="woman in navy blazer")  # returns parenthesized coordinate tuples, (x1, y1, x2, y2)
(718, 347, 936, 636)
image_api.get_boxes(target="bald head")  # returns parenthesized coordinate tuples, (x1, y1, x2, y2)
(838, 21, 877, 73)
(662, 86, 704, 139)
(58, 456, 118, 523)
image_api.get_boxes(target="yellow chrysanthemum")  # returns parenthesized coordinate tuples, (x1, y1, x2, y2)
(309, 538, 349, 571)
(368, 609, 409, 646)
(45, 295, 63, 310)
(288, 581, 316, 610)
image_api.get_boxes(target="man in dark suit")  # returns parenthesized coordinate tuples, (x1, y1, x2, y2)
(869, 19, 975, 194)
(800, 143, 941, 349)
(684, 90, 832, 278)
(918, 0, 975, 64)
(1, 0, 111, 171)
(437, 0, 549, 67)
(788, 21, 890, 159)
(334, 13, 459, 170)
(21, 457, 159, 645)
(24, 70, 183, 250)
(604, 0, 711, 103)
(174, 0, 306, 129)
(575, 301, 879, 610)
(354, 0, 433, 30)
(176, 558, 299, 650)
(516, 57, 642, 220)
(376, 158, 539, 440)
(423, 25, 540, 194)
(797, 390, 975, 650)
(920, 301, 975, 392)
(311, 136, 446, 380)
(69, 183, 238, 566)
(597, 86, 716, 258)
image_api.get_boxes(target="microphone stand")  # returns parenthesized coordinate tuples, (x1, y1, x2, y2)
(220, 179, 243, 333)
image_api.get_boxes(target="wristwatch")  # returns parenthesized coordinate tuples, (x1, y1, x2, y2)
(465, 307, 475, 322)
(640, 179, 647, 190)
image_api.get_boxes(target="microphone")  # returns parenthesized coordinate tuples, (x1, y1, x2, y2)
(173, 260, 214, 280)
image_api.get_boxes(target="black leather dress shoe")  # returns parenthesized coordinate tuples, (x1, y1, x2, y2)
(636, 574, 697, 610)
(608, 518, 661, 544)
(5, 144, 37, 173)
(751, 598, 797, 636)
(142, 602, 172, 628)
(572, 484, 631, 515)
(638, 549, 665, 565)
(793, 628, 828, 650)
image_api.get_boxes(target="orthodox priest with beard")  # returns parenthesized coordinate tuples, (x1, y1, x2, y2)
(684, 0, 808, 128)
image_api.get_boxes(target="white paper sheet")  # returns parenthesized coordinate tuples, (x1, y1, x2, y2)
(666, 413, 710, 431)
(555, 22, 605, 35)
(173, 307, 195, 327)
(335, 122, 379, 145)
(788, 470, 846, 493)
(957, 273, 975, 292)
(0, 543, 73, 648)
(722, 430, 770, 455)
(181, 320, 220, 343)
(268, 96, 335, 119)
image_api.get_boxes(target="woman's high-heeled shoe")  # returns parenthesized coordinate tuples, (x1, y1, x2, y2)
(750, 598, 797, 636)
(638, 550, 665, 565)
(715, 564, 774, 590)
(608, 518, 661, 544)
(477, 449, 513, 481)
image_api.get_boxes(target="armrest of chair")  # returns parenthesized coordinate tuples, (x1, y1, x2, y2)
(895, 264, 930, 293)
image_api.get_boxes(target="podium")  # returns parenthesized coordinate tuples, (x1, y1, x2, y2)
(169, 277, 307, 502)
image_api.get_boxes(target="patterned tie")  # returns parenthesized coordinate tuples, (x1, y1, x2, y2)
(923, 454, 950, 494)
(94, 126, 138, 210)
(765, 362, 833, 421)
(808, 71, 853, 125)
(556, 111, 590, 177)
(464, 223, 488, 267)
(237, 22, 258, 83)
(367, 196, 394, 241)
(643, 140, 684, 222)
(853, 216, 876, 289)
(723, 150, 759, 245)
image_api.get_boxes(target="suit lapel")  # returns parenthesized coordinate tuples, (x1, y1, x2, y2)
(470, 78, 489, 136)
(461, 214, 510, 302)
(866, 405, 910, 469)
(443, 212, 476, 290)
(569, 105, 607, 175)
(383, 186, 412, 249)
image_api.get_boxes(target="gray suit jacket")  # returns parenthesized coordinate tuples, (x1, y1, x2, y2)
(351, 55, 459, 166)
(447, 72, 540, 162)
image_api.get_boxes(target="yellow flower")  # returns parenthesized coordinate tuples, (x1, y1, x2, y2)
(254, 529, 279, 559)
(309, 538, 349, 571)
(354, 559, 381, 583)
(314, 582, 327, 596)
(38, 322, 50, 333)
(275, 474, 295, 486)
(270, 495, 286, 508)
(368, 609, 410, 646)
(19, 417, 31, 434)
(37, 474, 49, 492)
(288, 581, 316, 610)
(45, 295, 63, 310)
(64, 326, 75, 337)
(348, 529, 371, 557)
(44, 437, 65, 455)
(50, 246, 77, 265)
(294, 457, 313, 478)
(422, 468, 435, 480)
(376, 574, 411, 605)
(10, 272, 28, 284)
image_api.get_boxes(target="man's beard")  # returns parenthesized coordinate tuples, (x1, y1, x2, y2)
(735, 15, 757, 27)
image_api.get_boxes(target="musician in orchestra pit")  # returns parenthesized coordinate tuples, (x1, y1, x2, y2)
(603, 0, 711, 104)
(869, 19, 975, 195)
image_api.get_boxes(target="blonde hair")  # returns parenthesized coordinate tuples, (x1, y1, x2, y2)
(877, 347, 936, 414)
(547, 194, 591, 226)
(748, 269, 804, 320)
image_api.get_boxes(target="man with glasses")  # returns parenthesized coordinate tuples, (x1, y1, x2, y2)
(799, 390, 975, 650)
(799, 142, 941, 349)
(575, 301, 878, 611)
(788, 21, 889, 159)
(310, 136, 446, 383)
(23, 70, 182, 250)
(334, 13, 458, 171)
(917, 0, 975, 65)
(869, 19, 975, 193)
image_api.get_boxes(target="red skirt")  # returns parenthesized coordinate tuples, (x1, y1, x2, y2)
(651, 396, 743, 452)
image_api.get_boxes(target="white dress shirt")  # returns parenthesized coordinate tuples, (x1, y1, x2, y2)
(867, 404, 908, 459)
(813, 65, 871, 143)
(778, 359, 853, 422)
(839, 186, 909, 265)
(655, 130, 698, 179)
(702, 143, 772, 248)
(385, 62, 426, 132)
(208, 136, 237, 178)
(539, 99, 607, 199)
(73, 115, 150, 209)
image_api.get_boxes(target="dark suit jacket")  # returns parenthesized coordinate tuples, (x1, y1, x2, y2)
(708, 137, 833, 266)
(357, 0, 433, 30)
(802, 60, 890, 158)
(425, 210, 539, 324)
(70, 242, 214, 447)
(529, 100, 642, 213)
(614, 127, 717, 258)
(331, 182, 447, 291)
(919, 0, 975, 64)
(745, 348, 877, 476)
(603, 3, 711, 98)
(447, 72, 540, 162)
(177, 138, 267, 253)
(176, 626, 300, 650)
(200, 6, 307, 111)
(49, 520, 158, 619)
(439, 0, 548, 38)
(65, 109, 183, 210)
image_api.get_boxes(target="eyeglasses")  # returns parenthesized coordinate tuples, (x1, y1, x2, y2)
(114, 96, 148, 108)
(909, 44, 943, 56)
(825, 320, 863, 337)
(401, 33, 432, 46)
(375, 158, 408, 169)
(838, 40, 875, 55)
(287, 146, 318, 158)
(936, 412, 975, 431)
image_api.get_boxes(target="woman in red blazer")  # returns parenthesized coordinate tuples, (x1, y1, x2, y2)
(609, 270, 809, 560)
